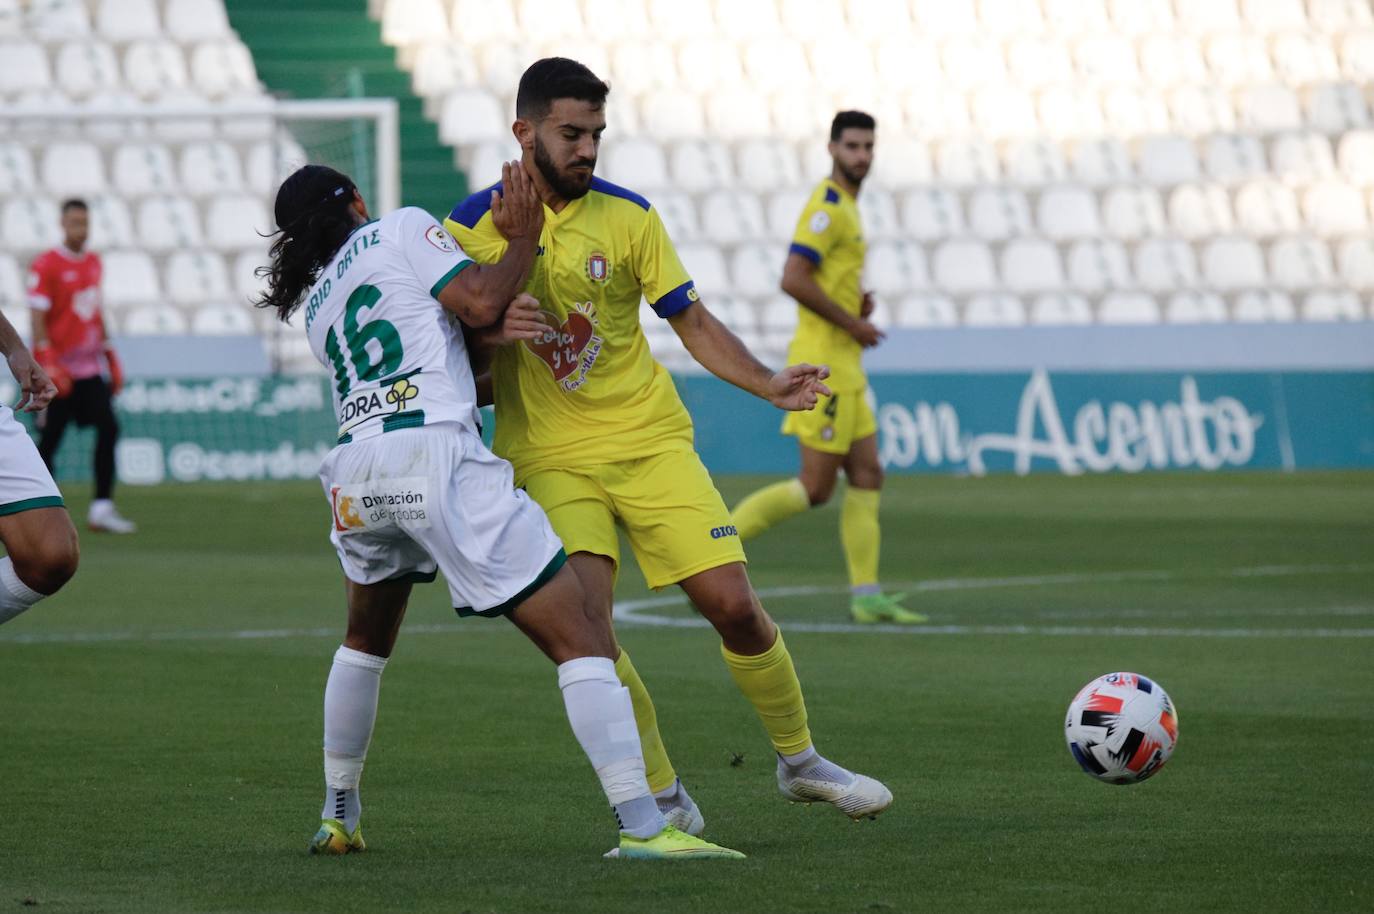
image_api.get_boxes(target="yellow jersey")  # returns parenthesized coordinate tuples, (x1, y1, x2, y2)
(445, 177, 700, 477)
(786, 177, 867, 391)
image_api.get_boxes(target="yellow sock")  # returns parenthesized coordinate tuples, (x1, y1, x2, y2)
(720, 629, 812, 756)
(614, 649, 677, 794)
(841, 487, 881, 591)
(731, 478, 810, 540)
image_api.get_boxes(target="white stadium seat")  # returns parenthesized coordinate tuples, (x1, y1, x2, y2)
(737, 141, 801, 194)
(1136, 136, 1201, 186)
(137, 197, 203, 251)
(1204, 134, 1267, 185)
(192, 303, 256, 335)
(1237, 86, 1303, 132)
(1270, 134, 1336, 185)
(1000, 239, 1064, 293)
(207, 197, 272, 252)
(652, 193, 700, 242)
(604, 139, 668, 191)
(913, 0, 980, 35)
(742, 38, 809, 94)
(648, 0, 715, 40)
(1305, 85, 1370, 134)
(677, 37, 744, 92)
(810, 36, 876, 94)
(384, 0, 451, 44)
(1271, 34, 1339, 85)
(1337, 238, 1374, 290)
(1134, 239, 1200, 291)
(846, 0, 912, 41)
(463, 142, 518, 189)
(1165, 292, 1229, 323)
(1071, 139, 1133, 187)
(769, 92, 828, 142)
(897, 294, 958, 327)
(450, 0, 517, 43)
(40, 143, 106, 197)
(871, 138, 933, 188)
(940, 37, 1007, 90)
(1301, 291, 1364, 321)
(1179, 0, 1241, 34)
(1202, 238, 1267, 290)
(1066, 240, 1132, 292)
(96, 0, 160, 41)
(1003, 139, 1069, 186)
(766, 189, 809, 240)
(102, 251, 161, 306)
(124, 41, 189, 100)
(1268, 237, 1335, 289)
(87, 196, 134, 250)
(123, 305, 187, 335)
(902, 189, 965, 241)
(1075, 36, 1139, 84)
(1036, 186, 1101, 240)
(190, 41, 261, 99)
(903, 88, 972, 138)
(1337, 131, 1374, 185)
(1037, 87, 1105, 138)
(639, 89, 705, 142)
(1029, 293, 1093, 325)
(759, 296, 798, 334)
(438, 89, 506, 145)
(1167, 86, 1236, 133)
(1234, 181, 1302, 236)
(411, 44, 479, 97)
(932, 241, 997, 294)
(179, 142, 244, 197)
(935, 139, 1000, 186)
(967, 188, 1033, 241)
(1108, 0, 1174, 34)
(113, 144, 178, 196)
(1168, 184, 1234, 238)
(676, 243, 729, 295)
(0, 40, 51, 95)
(865, 242, 929, 296)
(1205, 34, 1273, 86)
(1240, 0, 1306, 32)
(0, 143, 37, 194)
(858, 189, 901, 241)
(1101, 187, 1166, 239)
(1042, 0, 1109, 34)
(970, 87, 1039, 139)
(965, 293, 1026, 326)
(706, 89, 772, 141)
(54, 42, 121, 99)
(700, 194, 767, 245)
(0, 255, 24, 308)
(729, 245, 783, 299)
(1100, 293, 1161, 324)
(1302, 181, 1369, 236)
(1005, 39, 1075, 88)
(1, 197, 59, 251)
(876, 40, 942, 91)
(166, 251, 230, 306)
(165, 0, 233, 41)
(232, 251, 266, 302)
(1233, 290, 1295, 321)
(30, 0, 89, 38)
(1311, 0, 1374, 30)
(670, 141, 734, 193)
(709, 295, 758, 335)
(1101, 87, 1170, 136)
(1138, 36, 1208, 86)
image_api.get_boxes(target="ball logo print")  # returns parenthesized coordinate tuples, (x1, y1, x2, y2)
(1065, 672, 1178, 785)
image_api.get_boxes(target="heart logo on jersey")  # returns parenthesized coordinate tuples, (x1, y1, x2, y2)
(526, 309, 597, 382)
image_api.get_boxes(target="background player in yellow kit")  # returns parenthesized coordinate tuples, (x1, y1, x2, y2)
(447, 59, 893, 840)
(731, 112, 926, 625)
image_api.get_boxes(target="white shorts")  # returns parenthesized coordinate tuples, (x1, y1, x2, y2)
(318, 422, 565, 616)
(0, 406, 63, 518)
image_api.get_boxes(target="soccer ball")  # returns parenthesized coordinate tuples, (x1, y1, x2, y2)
(1064, 672, 1178, 785)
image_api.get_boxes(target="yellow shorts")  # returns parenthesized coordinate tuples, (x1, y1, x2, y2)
(781, 387, 877, 455)
(519, 447, 746, 589)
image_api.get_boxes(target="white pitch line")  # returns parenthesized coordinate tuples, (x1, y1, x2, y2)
(3, 563, 1373, 645)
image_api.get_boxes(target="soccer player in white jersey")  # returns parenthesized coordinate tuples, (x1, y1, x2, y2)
(0, 311, 80, 625)
(256, 162, 742, 859)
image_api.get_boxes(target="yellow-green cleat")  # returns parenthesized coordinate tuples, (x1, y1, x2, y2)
(610, 825, 746, 860)
(309, 818, 365, 856)
(851, 592, 928, 624)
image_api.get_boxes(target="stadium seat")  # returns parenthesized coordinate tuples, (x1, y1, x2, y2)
(1311, 0, 1374, 29)
(979, 0, 1045, 35)
(137, 197, 204, 251)
(1029, 293, 1093, 325)
(931, 241, 997, 294)
(639, 89, 705, 142)
(1179, 0, 1241, 33)
(473, 40, 534, 92)
(865, 241, 928, 296)
(191, 303, 256, 335)
(651, 192, 700, 242)
(1234, 180, 1301, 236)
(1301, 291, 1364, 321)
(1271, 133, 1336, 185)
(123, 304, 187, 335)
(1000, 239, 1064, 292)
(935, 139, 1000, 186)
(232, 251, 266, 302)
(769, 91, 828, 142)
(1037, 87, 1106, 137)
(124, 41, 190, 99)
(1003, 139, 1069, 186)
(1305, 84, 1370, 134)
(190, 41, 261, 100)
(1108, 0, 1174, 33)
(729, 245, 783, 300)
(207, 197, 271, 252)
(940, 37, 1007, 90)
(869, 138, 932, 188)
(462, 142, 517, 189)
(1237, 85, 1303, 132)
(1203, 134, 1268, 185)
(967, 188, 1033, 241)
(54, 42, 121, 99)
(912, 0, 979, 35)
(846, 0, 911, 40)
(1165, 292, 1229, 323)
(1, 197, 59, 252)
(1233, 290, 1295, 321)
(1134, 239, 1200, 291)
(166, 250, 230, 306)
(1167, 86, 1236, 132)
(759, 295, 798, 334)
(1036, 186, 1100, 240)
(114, 143, 177, 197)
(700, 194, 767, 245)
(1135, 136, 1201, 186)
(766, 189, 809, 240)
(1005, 38, 1075, 88)
(676, 243, 730, 295)
(87, 196, 135, 250)
(858, 189, 901, 241)
(1271, 33, 1339, 85)
(1269, 237, 1335, 289)
(810, 36, 876, 94)
(382, 0, 450, 43)
(1202, 238, 1267, 290)
(1075, 35, 1139, 83)
(901, 188, 965, 241)
(964, 293, 1026, 326)
(1337, 131, 1374, 185)
(438, 88, 506, 145)
(166, 0, 233, 41)
(1044, 0, 1110, 33)
(1102, 87, 1171, 136)
(1099, 292, 1161, 324)
(706, 89, 772, 141)
(970, 87, 1039, 139)
(669, 141, 734, 193)
(604, 139, 668, 191)
(1302, 181, 1369, 236)
(1205, 34, 1273, 85)
(410, 44, 479, 97)
(875, 38, 942, 92)
(1066, 240, 1132, 292)
(1240, 0, 1306, 31)
(0, 40, 51, 95)
(180, 142, 244, 197)
(0, 143, 37, 194)
(648, 0, 715, 40)
(896, 293, 958, 327)
(1071, 139, 1133, 187)
(1101, 187, 1166, 239)
(799, 142, 832, 182)
(676, 37, 744, 93)
(736, 141, 801, 194)
(902, 87, 972, 138)
(1337, 238, 1374, 290)
(0, 255, 23, 308)
(102, 251, 161, 306)
(96, 0, 160, 41)
(742, 38, 809, 94)
(1138, 36, 1209, 86)
(450, 0, 517, 43)
(1168, 184, 1234, 238)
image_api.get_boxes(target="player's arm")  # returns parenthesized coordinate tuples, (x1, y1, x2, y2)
(780, 253, 883, 348)
(435, 162, 543, 328)
(25, 258, 71, 397)
(0, 311, 58, 413)
(462, 293, 549, 407)
(669, 301, 831, 412)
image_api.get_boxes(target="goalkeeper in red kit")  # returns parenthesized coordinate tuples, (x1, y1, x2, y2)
(27, 199, 135, 533)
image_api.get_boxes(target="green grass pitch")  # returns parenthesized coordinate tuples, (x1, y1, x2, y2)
(2, 471, 1372, 913)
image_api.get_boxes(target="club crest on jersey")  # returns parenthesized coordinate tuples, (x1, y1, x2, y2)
(586, 251, 610, 282)
(524, 301, 604, 392)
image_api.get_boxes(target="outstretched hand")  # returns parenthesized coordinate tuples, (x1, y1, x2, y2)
(493, 293, 551, 345)
(8, 350, 58, 413)
(767, 363, 832, 411)
(490, 160, 544, 242)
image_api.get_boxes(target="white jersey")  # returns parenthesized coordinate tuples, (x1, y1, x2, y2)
(303, 207, 478, 443)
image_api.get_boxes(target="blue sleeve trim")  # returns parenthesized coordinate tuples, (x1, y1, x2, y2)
(789, 243, 821, 265)
(590, 176, 651, 211)
(823, 187, 840, 204)
(448, 182, 502, 229)
(651, 280, 697, 318)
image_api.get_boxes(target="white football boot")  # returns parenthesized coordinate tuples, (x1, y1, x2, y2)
(88, 499, 136, 534)
(776, 755, 893, 820)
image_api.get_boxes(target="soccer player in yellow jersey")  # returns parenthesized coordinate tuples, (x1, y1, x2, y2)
(446, 59, 893, 839)
(731, 112, 927, 625)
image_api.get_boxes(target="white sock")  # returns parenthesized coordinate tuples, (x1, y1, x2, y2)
(557, 656, 666, 839)
(780, 748, 856, 787)
(321, 645, 387, 834)
(0, 556, 43, 626)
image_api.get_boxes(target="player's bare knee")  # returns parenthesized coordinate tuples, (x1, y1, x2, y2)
(14, 534, 79, 595)
(848, 466, 883, 490)
(803, 478, 835, 506)
(704, 587, 766, 638)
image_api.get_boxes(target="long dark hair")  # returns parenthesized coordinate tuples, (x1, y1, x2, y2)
(255, 165, 359, 322)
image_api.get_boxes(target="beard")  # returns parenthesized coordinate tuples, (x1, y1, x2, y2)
(533, 135, 595, 201)
(837, 161, 868, 187)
